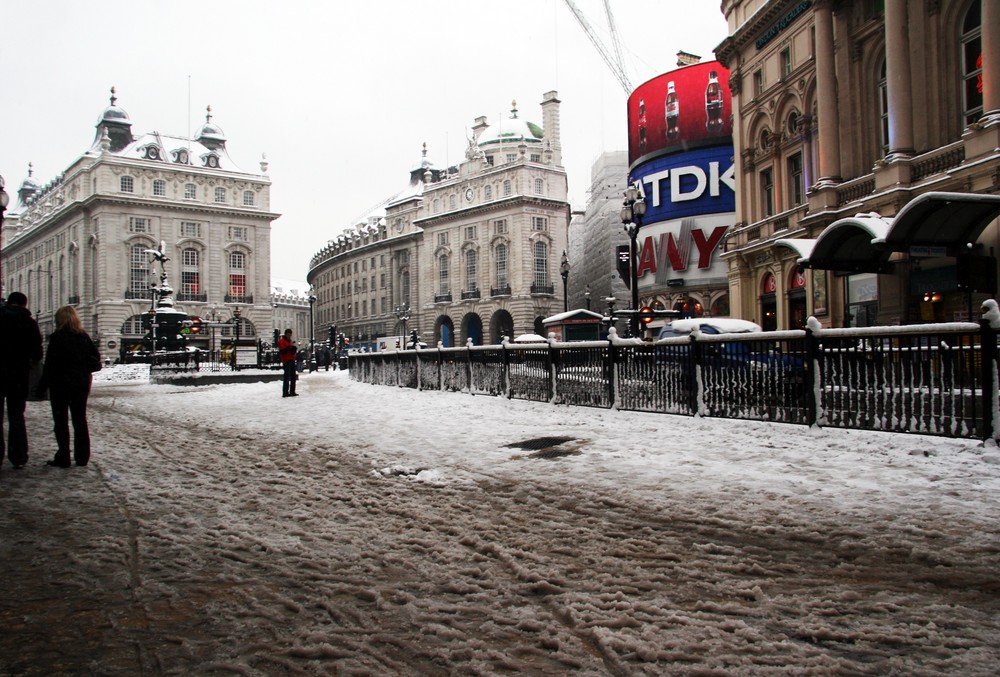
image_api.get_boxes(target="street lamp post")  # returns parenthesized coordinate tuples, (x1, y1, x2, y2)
(232, 306, 241, 369)
(393, 303, 410, 348)
(620, 185, 647, 337)
(585, 284, 591, 311)
(560, 250, 570, 313)
(308, 292, 317, 371)
(0, 175, 8, 299)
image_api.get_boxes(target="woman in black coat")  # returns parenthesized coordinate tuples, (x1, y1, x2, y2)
(38, 305, 101, 468)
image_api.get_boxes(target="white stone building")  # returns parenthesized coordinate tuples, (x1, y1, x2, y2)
(307, 92, 570, 348)
(0, 89, 278, 358)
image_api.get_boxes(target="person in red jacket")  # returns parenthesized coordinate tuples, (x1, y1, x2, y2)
(278, 328, 298, 397)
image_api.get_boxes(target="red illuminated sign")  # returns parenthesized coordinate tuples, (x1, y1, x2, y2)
(627, 61, 733, 167)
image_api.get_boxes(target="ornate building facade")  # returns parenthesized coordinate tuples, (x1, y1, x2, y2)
(307, 92, 569, 348)
(0, 89, 278, 357)
(716, 0, 1000, 329)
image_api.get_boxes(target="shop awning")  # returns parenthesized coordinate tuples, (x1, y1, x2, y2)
(774, 238, 817, 265)
(802, 214, 893, 273)
(875, 191, 1000, 256)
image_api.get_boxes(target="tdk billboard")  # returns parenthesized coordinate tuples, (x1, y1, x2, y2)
(634, 145, 736, 222)
(625, 61, 735, 289)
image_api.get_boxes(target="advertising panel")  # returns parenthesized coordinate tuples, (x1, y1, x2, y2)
(630, 144, 736, 224)
(633, 212, 734, 291)
(627, 61, 732, 167)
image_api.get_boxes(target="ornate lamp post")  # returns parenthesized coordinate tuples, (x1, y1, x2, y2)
(393, 303, 410, 348)
(232, 306, 242, 369)
(620, 185, 647, 336)
(308, 291, 316, 371)
(560, 250, 570, 313)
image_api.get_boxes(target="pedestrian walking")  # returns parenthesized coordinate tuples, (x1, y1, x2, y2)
(0, 292, 44, 469)
(278, 328, 298, 397)
(36, 305, 101, 468)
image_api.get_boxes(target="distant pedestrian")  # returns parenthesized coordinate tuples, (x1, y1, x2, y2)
(0, 292, 44, 469)
(278, 328, 298, 397)
(37, 305, 101, 468)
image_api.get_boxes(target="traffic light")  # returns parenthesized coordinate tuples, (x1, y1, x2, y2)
(328, 325, 336, 345)
(639, 307, 654, 325)
(190, 317, 203, 334)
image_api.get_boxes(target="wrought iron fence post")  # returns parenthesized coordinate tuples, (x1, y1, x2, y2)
(466, 340, 473, 394)
(804, 323, 820, 427)
(503, 340, 512, 399)
(690, 334, 702, 415)
(607, 334, 617, 407)
(547, 339, 556, 403)
(979, 318, 998, 442)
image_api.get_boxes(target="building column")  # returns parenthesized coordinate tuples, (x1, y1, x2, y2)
(884, 0, 915, 158)
(813, 0, 841, 186)
(982, 0, 1000, 122)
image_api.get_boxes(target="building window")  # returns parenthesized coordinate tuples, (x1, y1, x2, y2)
(438, 254, 449, 295)
(787, 154, 804, 206)
(153, 179, 166, 196)
(465, 250, 478, 290)
(530, 153, 541, 162)
(878, 60, 890, 156)
(438, 232, 449, 246)
(120, 176, 134, 193)
(494, 219, 507, 235)
(780, 47, 792, 77)
(503, 180, 512, 196)
(243, 190, 255, 206)
(485, 156, 494, 166)
(532, 241, 549, 286)
(228, 226, 248, 241)
(752, 69, 764, 97)
(760, 168, 775, 217)
(128, 217, 148, 234)
(532, 216, 548, 231)
(506, 154, 517, 164)
(180, 221, 201, 238)
(129, 244, 149, 296)
(484, 185, 493, 200)
(184, 183, 197, 199)
(449, 195, 456, 210)
(465, 225, 477, 241)
(214, 187, 226, 203)
(228, 252, 246, 297)
(534, 178, 544, 194)
(181, 248, 200, 295)
(962, 2, 983, 125)
(401, 271, 410, 303)
(495, 244, 508, 288)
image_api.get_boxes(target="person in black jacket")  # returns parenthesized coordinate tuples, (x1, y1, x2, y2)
(37, 305, 101, 468)
(0, 292, 44, 469)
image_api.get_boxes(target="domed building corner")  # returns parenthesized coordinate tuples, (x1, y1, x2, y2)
(306, 93, 570, 351)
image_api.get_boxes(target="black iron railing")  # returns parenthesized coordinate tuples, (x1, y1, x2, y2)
(348, 319, 999, 441)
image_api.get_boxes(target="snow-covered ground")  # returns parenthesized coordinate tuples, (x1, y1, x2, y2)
(2, 366, 999, 675)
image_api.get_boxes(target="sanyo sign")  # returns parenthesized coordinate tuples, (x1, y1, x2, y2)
(631, 145, 736, 222)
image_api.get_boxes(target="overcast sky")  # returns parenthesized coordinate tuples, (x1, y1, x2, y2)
(1, 1, 729, 281)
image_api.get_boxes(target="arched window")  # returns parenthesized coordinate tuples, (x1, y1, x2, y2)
(438, 254, 450, 295)
(534, 178, 544, 194)
(484, 184, 493, 200)
(962, 2, 983, 124)
(181, 248, 200, 298)
(503, 180, 512, 196)
(533, 240, 549, 286)
(243, 190, 255, 206)
(878, 59, 889, 156)
(228, 251, 246, 300)
(495, 243, 508, 289)
(129, 244, 149, 297)
(465, 249, 478, 291)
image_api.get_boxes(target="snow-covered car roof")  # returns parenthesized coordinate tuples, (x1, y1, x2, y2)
(663, 318, 762, 335)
